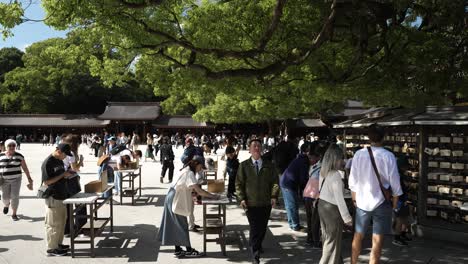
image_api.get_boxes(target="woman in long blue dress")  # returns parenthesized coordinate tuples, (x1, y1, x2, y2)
(158, 155, 218, 258)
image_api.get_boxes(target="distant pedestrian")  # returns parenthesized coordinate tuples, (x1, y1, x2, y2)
(42, 134, 49, 146)
(130, 131, 139, 152)
(15, 134, 22, 150)
(392, 155, 412, 247)
(55, 135, 61, 146)
(225, 146, 239, 199)
(153, 134, 161, 157)
(145, 133, 155, 162)
(1, 139, 33, 221)
(160, 137, 175, 183)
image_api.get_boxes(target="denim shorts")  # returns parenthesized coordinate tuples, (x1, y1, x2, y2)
(355, 202, 392, 235)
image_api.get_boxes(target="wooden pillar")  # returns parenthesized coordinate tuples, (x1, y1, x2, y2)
(417, 125, 428, 226)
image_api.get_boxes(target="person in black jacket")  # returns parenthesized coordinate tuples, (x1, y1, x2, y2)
(264, 137, 298, 176)
(160, 137, 175, 183)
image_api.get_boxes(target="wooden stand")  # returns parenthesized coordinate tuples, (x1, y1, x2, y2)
(63, 185, 114, 258)
(202, 196, 232, 256)
(118, 166, 142, 205)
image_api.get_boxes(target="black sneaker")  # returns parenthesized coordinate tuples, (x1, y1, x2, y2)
(174, 250, 186, 258)
(58, 244, 70, 250)
(3, 207, 8, 215)
(11, 215, 19, 221)
(47, 248, 68, 256)
(392, 238, 408, 247)
(181, 249, 204, 258)
(401, 233, 413, 241)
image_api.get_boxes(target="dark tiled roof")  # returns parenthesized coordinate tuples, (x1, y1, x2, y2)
(412, 106, 468, 125)
(153, 115, 214, 128)
(0, 115, 110, 127)
(98, 102, 161, 120)
(333, 106, 468, 128)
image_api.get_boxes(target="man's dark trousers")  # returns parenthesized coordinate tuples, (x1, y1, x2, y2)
(161, 160, 174, 182)
(246, 206, 272, 258)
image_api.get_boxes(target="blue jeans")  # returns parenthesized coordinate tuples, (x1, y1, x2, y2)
(281, 187, 300, 229)
(114, 171, 122, 193)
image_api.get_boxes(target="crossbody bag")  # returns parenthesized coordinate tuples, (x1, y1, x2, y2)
(367, 147, 392, 202)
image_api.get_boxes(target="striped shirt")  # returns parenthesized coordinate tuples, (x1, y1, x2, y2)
(0, 152, 24, 180)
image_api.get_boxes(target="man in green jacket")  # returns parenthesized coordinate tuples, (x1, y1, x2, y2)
(236, 139, 279, 264)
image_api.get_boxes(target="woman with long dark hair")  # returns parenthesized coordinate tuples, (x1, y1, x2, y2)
(158, 155, 219, 258)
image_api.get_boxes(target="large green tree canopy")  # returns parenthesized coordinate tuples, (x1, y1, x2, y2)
(0, 37, 155, 114)
(0, 47, 23, 82)
(1, 0, 466, 122)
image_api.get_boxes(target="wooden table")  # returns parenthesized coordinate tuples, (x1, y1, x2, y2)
(118, 166, 142, 205)
(201, 195, 234, 256)
(63, 185, 114, 258)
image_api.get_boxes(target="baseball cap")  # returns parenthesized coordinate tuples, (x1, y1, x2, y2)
(192, 155, 206, 169)
(57, 143, 73, 156)
(108, 136, 116, 141)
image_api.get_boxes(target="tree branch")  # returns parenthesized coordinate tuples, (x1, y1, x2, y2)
(257, 0, 287, 51)
(122, 12, 261, 59)
(116, 0, 164, 9)
(123, 0, 339, 79)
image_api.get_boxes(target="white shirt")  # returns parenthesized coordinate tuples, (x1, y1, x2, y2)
(298, 139, 305, 150)
(319, 171, 352, 223)
(348, 146, 402, 211)
(63, 153, 76, 170)
(267, 137, 275, 146)
(251, 158, 262, 172)
(170, 167, 198, 189)
(110, 149, 133, 165)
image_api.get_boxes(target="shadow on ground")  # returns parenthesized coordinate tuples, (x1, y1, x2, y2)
(0, 234, 42, 242)
(71, 224, 160, 262)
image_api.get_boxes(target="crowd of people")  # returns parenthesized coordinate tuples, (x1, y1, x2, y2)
(0, 125, 412, 263)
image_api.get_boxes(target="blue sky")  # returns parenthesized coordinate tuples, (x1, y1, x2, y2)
(0, 0, 67, 51)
